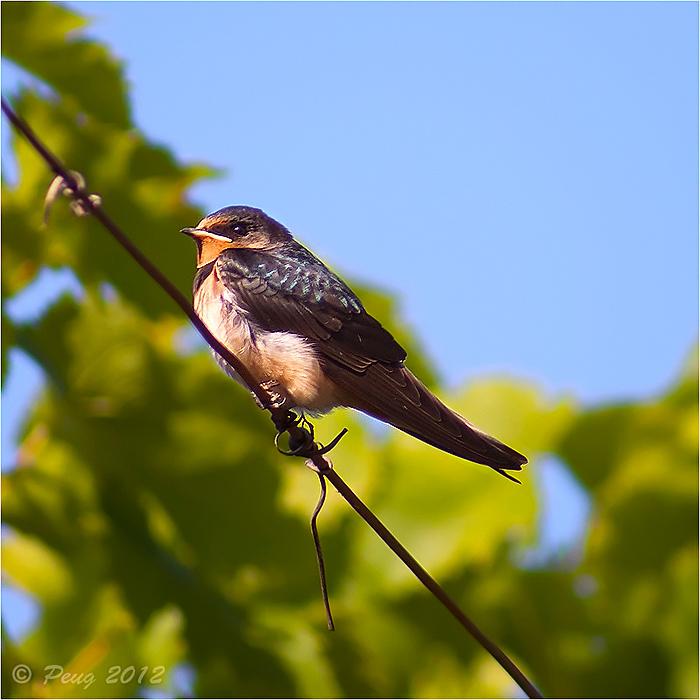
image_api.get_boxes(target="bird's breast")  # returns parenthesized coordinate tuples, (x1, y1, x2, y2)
(194, 268, 341, 413)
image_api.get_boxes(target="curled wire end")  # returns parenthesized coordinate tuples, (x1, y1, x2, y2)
(317, 428, 348, 455)
(270, 410, 340, 630)
(43, 174, 69, 224)
(43, 170, 102, 224)
(311, 472, 335, 631)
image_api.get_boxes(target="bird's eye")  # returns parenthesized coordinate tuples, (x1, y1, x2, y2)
(230, 224, 249, 237)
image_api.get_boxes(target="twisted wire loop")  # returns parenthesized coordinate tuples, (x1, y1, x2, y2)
(43, 170, 102, 222)
(272, 410, 347, 464)
(273, 411, 316, 456)
(271, 411, 350, 631)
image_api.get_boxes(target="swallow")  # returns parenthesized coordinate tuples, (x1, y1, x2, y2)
(182, 206, 527, 481)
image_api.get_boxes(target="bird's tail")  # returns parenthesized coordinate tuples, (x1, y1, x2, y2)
(331, 363, 527, 482)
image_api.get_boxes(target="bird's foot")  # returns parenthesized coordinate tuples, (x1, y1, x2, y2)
(259, 379, 289, 411)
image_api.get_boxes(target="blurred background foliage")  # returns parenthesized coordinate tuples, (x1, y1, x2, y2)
(1, 3, 697, 698)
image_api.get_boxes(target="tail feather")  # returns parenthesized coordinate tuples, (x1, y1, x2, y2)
(328, 362, 527, 481)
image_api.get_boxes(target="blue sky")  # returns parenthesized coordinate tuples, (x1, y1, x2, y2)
(2, 0, 697, 643)
(75, 1, 699, 402)
(5, 2, 698, 403)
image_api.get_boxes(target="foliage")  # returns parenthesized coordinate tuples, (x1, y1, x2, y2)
(2, 4, 697, 698)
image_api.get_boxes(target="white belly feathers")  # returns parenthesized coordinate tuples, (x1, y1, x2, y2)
(194, 268, 339, 413)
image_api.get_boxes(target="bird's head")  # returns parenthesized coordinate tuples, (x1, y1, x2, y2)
(182, 206, 292, 267)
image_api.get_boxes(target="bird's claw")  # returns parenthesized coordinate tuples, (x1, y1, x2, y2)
(259, 379, 289, 411)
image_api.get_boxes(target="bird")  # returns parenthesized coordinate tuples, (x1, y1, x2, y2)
(182, 206, 527, 482)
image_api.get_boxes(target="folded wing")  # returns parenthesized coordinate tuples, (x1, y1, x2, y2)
(216, 246, 526, 479)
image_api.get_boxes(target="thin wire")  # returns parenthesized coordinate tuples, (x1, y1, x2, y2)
(311, 473, 334, 631)
(324, 467, 543, 699)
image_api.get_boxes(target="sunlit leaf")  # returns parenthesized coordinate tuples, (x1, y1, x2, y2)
(2, 2, 129, 127)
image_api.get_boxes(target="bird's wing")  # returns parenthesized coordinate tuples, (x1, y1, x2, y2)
(215, 247, 526, 478)
(215, 246, 407, 371)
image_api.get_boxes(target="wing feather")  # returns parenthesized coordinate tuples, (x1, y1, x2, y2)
(215, 247, 406, 370)
(214, 246, 526, 477)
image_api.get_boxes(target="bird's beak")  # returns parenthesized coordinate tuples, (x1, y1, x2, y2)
(182, 226, 214, 239)
(181, 227, 232, 243)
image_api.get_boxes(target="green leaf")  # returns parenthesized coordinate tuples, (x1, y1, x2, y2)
(2, 2, 130, 127)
